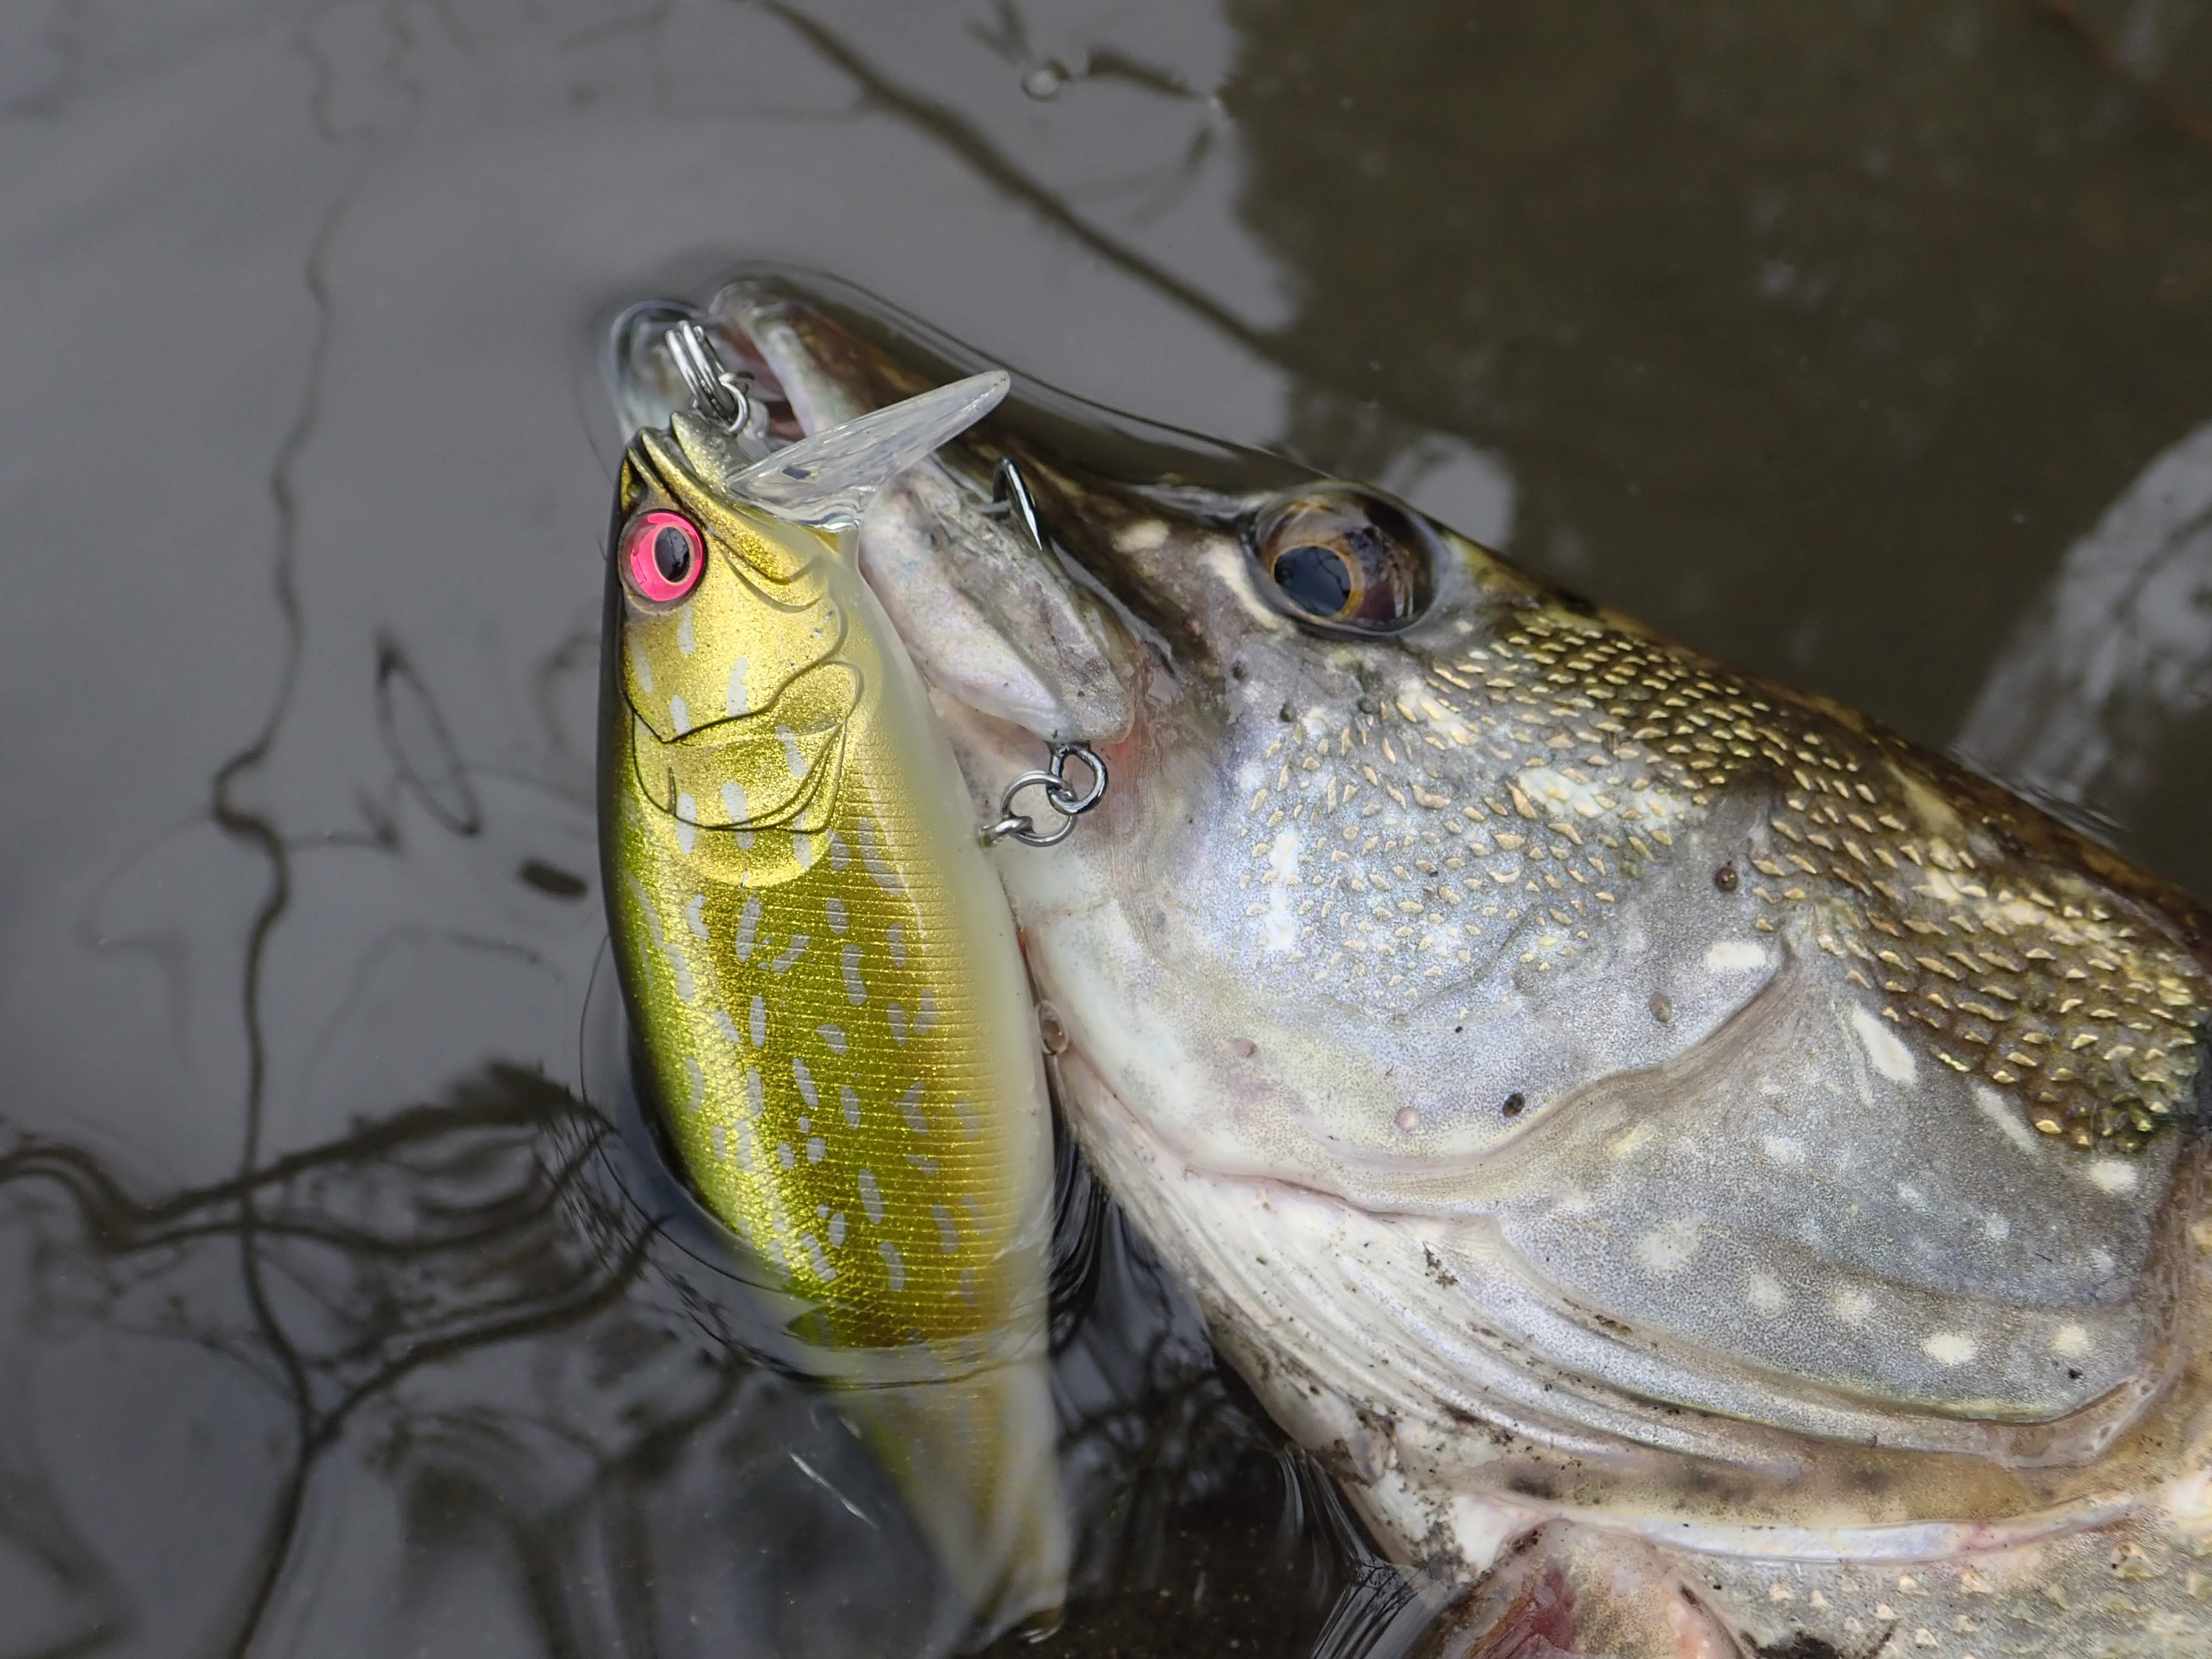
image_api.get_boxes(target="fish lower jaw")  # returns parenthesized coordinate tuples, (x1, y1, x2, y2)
(1051, 1047, 2169, 1582)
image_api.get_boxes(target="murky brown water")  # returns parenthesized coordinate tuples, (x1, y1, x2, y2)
(4, 3, 2211, 1654)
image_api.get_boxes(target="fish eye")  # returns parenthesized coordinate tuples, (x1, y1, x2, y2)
(620, 509, 705, 604)
(1246, 487, 1435, 633)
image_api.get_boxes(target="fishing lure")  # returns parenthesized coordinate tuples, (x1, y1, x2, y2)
(599, 324, 1065, 1632)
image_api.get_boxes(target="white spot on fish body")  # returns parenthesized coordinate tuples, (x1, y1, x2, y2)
(1760, 1135, 1805, 1166)
(772, 935, 810, 974)
(2086, 1159, 2139, 1195)
(676, 606, 696, 655)
(1833, 1287, 1874, 1325)
(2053, 1323, 2091, 1359)
(670, 694, 690, 735)
(1896, 1182, 1928, 1212)
(839, 1085, 861, 1128)
(878, 1239, 906, 1290)
(749, 994, 766, 1048)
(726, 656, 749, 716)
(1985, 1212, 2012, 1241)
(1849, 1005, 1916, 1086)
(735, 895, 761, 960)
(857, 1168, 884, 1223)
(897, 1082, 929, 1135)
(828, 1212, 847, 1245)
(674, 795, 697, 855)
(776, 724, 806, 780)
(807, 1136, 826, 1164)
(1972, 1084, 2043, 1155)
(684, 895, 708, 939)
(1923, 1332, 1978, 1367)
(1704, 941, 1767, 973)
(817, 1025, 847, 1055)
(826, 896, 848, 933)
(1746, 1271, 1788, 1314)
(793, 1057, 819, 1109)
(1261, 826, 1302, 953)
(930, 1204, 960, 1254)
(1610, 1123, 1655, 1161)
(841, 943, 867, 1004)
(1634, 1215, 1703, 1276)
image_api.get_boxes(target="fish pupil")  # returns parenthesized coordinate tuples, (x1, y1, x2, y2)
(653, 525, 693, 583)
(1273, 542, 1352, 616)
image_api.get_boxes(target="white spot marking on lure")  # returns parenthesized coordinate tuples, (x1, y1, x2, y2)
(827, 832, 849, 870)
(666, 945, 694, 1002)
(793, 1057, 820, 1110)
(959, 1193, 987, 1236)
(711, 1123, 727, 1161)
(735, 1121, 759, 1170)
(885, 923, 907, 965)
(1832, 1287, 1873, 1325)
(800, 1233, 835, 1280)
(956, 1267, 978, 1305)
(913, 988, 938, 1035)
(888, 1004, 907, 1044)
(2052, 1322, 2091, 1358)
(841, 943, 867, 1004)
(857, 1168, 884, 1224)
(839, 1085, 861, 1128)
(735, 894, 762, 960)
(826, 896, 848, 934)
(676, 605, 696, 655)
(897, 1082, 929, 1135)
(951, 1099, 980, 1139)
(634, 653, 654, 693)
(772, 935, 810, 974)
(743, 1068, 763, 1118)
(877, 1239, 906, 1291)
(930, 1204, 960, 1253)
(726, 656, 749, 716)
(817, 1025, 847, 1055)
(682, 1058, 704, 1115)
(792, 832, 814, 869)
(857, 818, 902, 892)
(777, 1142, 796, 1170)
(749, 994, 767, 1048)
(670, 693, 690, 735)
(674, 795, 697, 855)
(1634, 1215, 1702, 1276)
(713, 1009, 742, 1046)
(828, 1211, 847, 1246)
(776, 724, 807, 780)
(906, 1154, 940, 1175)
(684, 894, 709, 939)
(807, 1136, 826, 1164)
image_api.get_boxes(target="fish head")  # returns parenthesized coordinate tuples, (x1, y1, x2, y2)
(704, 272, 2212, 1614)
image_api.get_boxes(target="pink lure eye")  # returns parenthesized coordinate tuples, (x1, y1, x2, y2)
(622, 510, 705, 603)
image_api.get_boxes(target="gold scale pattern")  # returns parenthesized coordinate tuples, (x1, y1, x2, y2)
(1237, 606, 2207, 1153)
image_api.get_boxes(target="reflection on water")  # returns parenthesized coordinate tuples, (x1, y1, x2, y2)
(3, 0, 2210, 1654)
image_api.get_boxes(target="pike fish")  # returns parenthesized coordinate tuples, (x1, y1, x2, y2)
(681, 270, 2212, 1658)
(597, 323, 1066, 1639)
